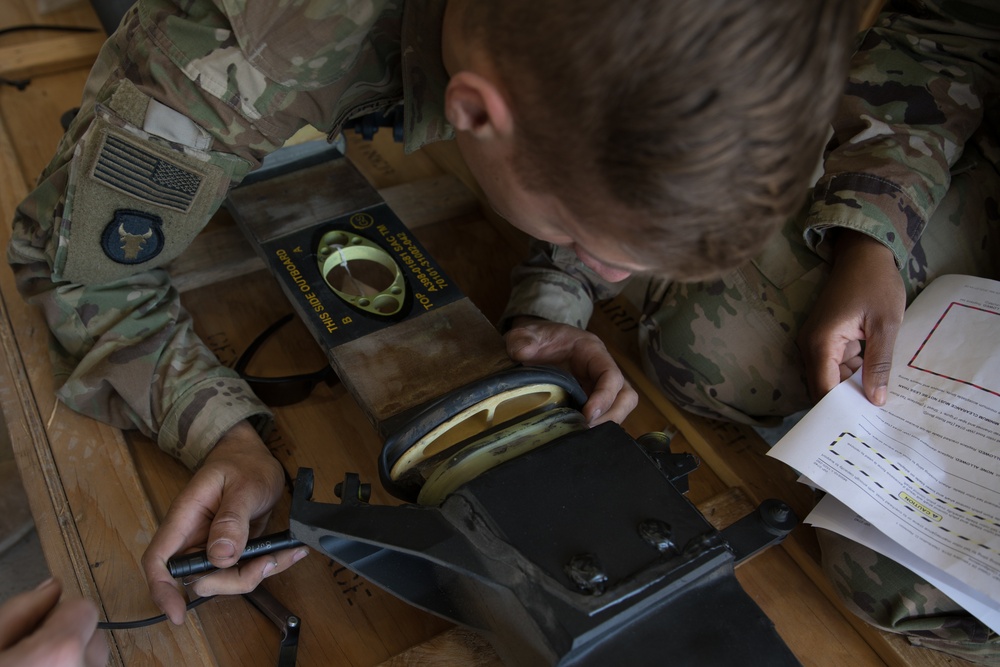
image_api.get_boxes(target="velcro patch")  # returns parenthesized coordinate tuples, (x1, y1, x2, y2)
(101, 209, 165, 265)
(92, 133, 203, 213)
(58, 98, 249, 286)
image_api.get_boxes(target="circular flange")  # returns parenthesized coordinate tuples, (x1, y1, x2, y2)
(390, 382, 570, 481)
(416, 407, 586, 506)
(379, 366, 587, 502)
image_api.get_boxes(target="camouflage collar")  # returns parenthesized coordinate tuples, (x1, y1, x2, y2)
(401, 0, 455, 153)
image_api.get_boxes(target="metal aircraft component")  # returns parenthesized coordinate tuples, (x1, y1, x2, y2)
(290, 422, 801, 667)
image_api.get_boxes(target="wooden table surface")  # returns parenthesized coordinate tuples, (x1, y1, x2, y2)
(0, 1, 962, 665)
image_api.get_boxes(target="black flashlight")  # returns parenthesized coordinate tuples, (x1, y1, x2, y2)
(167, 529, 305, 578)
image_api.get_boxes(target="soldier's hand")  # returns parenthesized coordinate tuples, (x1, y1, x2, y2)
(798, 230, 905, 406)
(0, 578, 107, 667)
(505, 317, 638, 425)
(142, 421, 304, 624)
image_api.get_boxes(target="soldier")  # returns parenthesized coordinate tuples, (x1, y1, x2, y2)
(502, 0, 1000, 661)
(9, 0, 858, 625)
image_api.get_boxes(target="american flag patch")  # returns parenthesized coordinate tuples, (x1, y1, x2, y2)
(93, 134, 203, 213)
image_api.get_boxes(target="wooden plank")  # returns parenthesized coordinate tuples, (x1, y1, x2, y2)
(697, 486, 755, 530)
(0, 32, 107, 81)
(0, 110, 217, 666)
(380, 173, 481, 229)
(861, 0, 888, 30)
(736, 545, 886, 667)
(0, 460, 34, 552)
(167, 216, 267, 294)
(0, 286, 119, 662)
(345, 132, 447, 188)
(229, 154, 383, 245)
(0, 68, 91, 181)
(378, 627, 503, 667)
(331, 298, 513, 430)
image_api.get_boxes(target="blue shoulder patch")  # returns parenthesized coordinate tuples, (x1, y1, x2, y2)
(101, 209, 165, 265)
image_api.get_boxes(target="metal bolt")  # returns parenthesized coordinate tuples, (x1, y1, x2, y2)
(334, 481, 372, 503)
(759, 499, 796, 536)
(637, 518, 676, 554)
(564, 553, 608, 596)
(636, 431, 674, 454)
(358, 483, 372, 503)
(682, 531, 727, 558)
(768, 503, 790, 523)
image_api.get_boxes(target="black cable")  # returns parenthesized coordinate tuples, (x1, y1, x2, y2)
(0, 78, 30, 90)
(96, 595, 215, 630)
(0, 24, 101, 37)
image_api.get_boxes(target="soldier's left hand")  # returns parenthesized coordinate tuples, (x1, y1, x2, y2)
(797, 230, 906, 406)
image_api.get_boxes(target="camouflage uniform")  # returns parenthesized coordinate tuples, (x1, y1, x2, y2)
(8, 0, 452, 469)
(503, 0, 1000, 660)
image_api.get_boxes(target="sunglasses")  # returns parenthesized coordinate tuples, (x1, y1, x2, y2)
(235, 314, 339, 407)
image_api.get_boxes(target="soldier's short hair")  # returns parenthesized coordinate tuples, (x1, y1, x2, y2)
(465, 0, 861, 279)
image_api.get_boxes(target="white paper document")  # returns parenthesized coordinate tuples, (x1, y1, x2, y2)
(769, 274, 1000, 633)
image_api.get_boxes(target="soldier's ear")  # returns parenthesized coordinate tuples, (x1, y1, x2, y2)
(444, 71, 513, 141)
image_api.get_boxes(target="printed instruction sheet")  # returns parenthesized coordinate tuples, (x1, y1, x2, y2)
(769, 274, 1000, 633)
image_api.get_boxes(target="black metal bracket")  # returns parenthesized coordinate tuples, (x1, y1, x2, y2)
(243, 586, 301, 667)
(289, 422, 801, 666)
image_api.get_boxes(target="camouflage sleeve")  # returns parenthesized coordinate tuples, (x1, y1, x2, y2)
(803, 0, 1000, 266)
(500, 240, 625, 331)
(7, 0, 401, 468)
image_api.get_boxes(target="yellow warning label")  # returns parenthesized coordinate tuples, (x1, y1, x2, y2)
(899, 492, 943, 522)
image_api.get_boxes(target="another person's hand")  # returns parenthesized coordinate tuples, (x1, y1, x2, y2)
(142, 420, 306, 624)
(0, 578, 107, 667)
(798, 230, 906, 406)
(505, 317, 638, 425)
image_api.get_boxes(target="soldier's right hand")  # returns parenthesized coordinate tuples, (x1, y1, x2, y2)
(141, 421, 305, 624)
